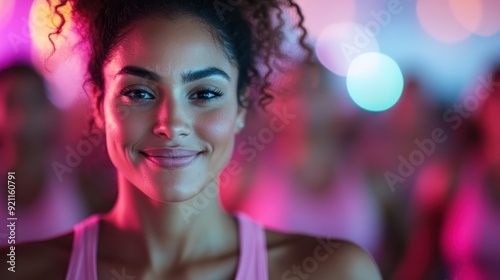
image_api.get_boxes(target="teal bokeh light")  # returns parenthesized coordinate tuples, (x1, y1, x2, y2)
(346, 52, 404, 112)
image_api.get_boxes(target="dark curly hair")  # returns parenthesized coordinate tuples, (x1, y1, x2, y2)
(46, 0, 310, 123)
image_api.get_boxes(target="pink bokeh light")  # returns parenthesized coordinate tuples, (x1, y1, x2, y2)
(464, 0, 500, 36)
(315, 22, 379, 77)
(417, 0, 472, 43)
(294, 0, 356, 39)
(449, 0, 483, 34)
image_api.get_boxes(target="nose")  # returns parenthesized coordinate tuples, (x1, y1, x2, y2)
(152, 98, 190, 140)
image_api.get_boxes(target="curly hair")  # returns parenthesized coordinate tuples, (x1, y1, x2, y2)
(46, 0, 311, 120)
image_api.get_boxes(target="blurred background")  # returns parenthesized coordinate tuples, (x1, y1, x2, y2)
(1, 0, 499, 279)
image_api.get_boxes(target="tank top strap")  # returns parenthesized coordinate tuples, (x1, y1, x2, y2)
(65, 214, 100, 280)
(235, 213, 269, 280)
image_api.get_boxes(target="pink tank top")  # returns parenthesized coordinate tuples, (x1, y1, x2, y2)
(65, 213, 268, 279)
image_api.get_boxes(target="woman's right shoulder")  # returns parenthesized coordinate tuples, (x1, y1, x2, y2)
(0, 230, 74, 280)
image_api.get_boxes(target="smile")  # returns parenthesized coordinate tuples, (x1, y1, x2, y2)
(140, 148, 201, 169)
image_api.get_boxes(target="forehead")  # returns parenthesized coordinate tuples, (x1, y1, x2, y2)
(104, 16, 234, 78)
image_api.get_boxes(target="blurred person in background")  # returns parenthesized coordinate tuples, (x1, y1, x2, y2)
(440, 65, 500, 280)
(61, 97, 117, 215)
(358, 77, 440, 278)
(394, 65, 500, 280)
(0, 62, 88, 242)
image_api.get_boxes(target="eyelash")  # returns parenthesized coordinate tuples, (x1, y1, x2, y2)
(120, 87, 154, 101)
(189, 88, 224, 103)
(119, 86, 224, 103)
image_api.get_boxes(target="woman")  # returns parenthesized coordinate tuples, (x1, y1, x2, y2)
(1, 0, 381, 279)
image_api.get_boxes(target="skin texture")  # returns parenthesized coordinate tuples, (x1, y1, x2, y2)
(0, 16, 382, 280)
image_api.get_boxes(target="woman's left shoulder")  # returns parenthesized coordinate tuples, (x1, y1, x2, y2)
(265, 230, 382, 280)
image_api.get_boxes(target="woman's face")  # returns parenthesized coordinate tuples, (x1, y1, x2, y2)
(100, 16, 245, 202)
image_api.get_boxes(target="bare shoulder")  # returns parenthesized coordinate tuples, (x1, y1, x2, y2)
(0, 231, 73, 279)
(266, 230, 382, 280)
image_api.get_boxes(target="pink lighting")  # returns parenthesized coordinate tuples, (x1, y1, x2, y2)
(449, 0, 483, 34)
(418, 0, 499, 42)
(294, 0, 356, 38)
(417, 0, 471, 43)
(0, 0, 15, 29)
(464, 0, 500, 36)
(315, 22, 379, 77)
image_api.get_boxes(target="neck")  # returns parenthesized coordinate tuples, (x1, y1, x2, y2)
(102, 174, 238, 272)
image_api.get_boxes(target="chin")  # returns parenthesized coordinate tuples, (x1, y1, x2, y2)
(139, 175, 215, 203)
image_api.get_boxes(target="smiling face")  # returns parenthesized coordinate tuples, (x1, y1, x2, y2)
(99, 16, 245, 202)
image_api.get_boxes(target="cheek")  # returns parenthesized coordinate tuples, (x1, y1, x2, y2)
(104, 103, 150, 164)
(197, 107, 238, 150)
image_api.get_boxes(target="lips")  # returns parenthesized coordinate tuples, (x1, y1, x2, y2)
(140, 148, 201, 169)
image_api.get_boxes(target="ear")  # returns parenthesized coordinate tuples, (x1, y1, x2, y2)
(91, 85, 105, 130)
(235, 106, 247, 133)
(234, 88, 248, 133)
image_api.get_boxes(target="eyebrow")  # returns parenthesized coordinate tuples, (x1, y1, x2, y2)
(117, 66, 161, 82)
(116, 66, 231, 83)
(181, 67, 231, 83)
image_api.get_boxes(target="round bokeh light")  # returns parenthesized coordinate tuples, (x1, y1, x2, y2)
(346, 52, 404, 112)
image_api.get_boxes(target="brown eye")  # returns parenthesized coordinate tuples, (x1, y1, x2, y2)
(189, 88, 224, 103)
(120, 86, 155, 101)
